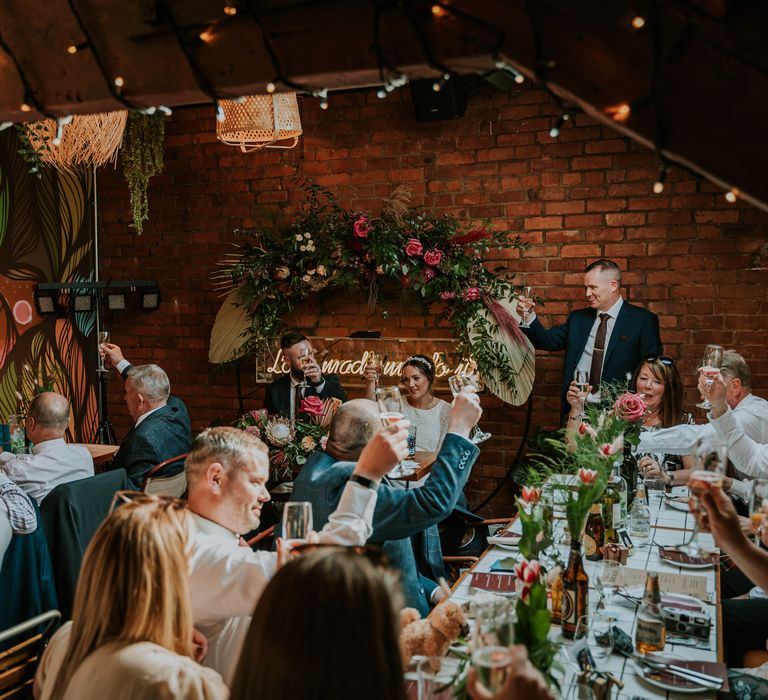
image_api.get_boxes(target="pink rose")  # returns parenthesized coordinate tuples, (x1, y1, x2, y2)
(423, 267, 436, 283)
(578, 467, 598, 484)
(423, 248, 443, 266)
(521, 486, 541, 504)
(299, 396, 325, 417)
(404, 238, 423, 257)
(613, 392, 647, 421)
(439, 291, 456, 301)
(463, 287, 481, 302)
(353, 216, 371, 238)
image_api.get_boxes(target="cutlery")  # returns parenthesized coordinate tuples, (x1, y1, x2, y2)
(634, 656, 723, 689)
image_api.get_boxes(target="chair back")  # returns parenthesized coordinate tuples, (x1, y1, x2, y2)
(143, 470, 187, 498)
(140, 453, 188, 491)
(0, 610, 60, 699)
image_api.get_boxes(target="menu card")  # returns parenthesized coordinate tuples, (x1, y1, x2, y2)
(599, 566, 709, 600)
(469, 572, 516, 593)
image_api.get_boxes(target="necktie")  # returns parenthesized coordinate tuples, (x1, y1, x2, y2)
(292, 384, 303, 419)
(589, 313, 610, 394)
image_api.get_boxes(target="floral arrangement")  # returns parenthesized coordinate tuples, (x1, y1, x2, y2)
(218, 181, 530, 399)
(235, 396, 341, 483)
(515, 486, 554, 561)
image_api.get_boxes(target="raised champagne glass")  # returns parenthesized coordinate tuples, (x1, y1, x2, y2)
(282, 501, 313, 559)
(677, 435, 727, 557)
(449, 360, 490, 444)
(368, 351, 384, 389)
(573, 369, 590, 419)
(749, 479, 768, 545)
(97, 330, 110, 374)
(297, 347, 313, 395)
(375, 385, 410, 477)
(696, 344, 724, 410)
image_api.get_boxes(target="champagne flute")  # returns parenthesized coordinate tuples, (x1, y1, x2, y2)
(282, 501, 313, 558)
(367, 351, 384, 389)
(696, 344, 724, 410)
(97, 330, 110, 374)
(471, 646, 512, 694)
(449, 361, 490, 444)
(749, 479, 768, 545)
(375, 386, 409, 477)
(573, 369, 590, 419)
(678, 435, 727, 557)
(297, 347, 313, 393)
(518, 285, 535, 321)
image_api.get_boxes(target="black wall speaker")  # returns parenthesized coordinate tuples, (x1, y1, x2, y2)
(410, 79, 467, 122)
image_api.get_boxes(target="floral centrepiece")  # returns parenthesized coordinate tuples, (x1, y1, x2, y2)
(216, 182, 530, 401)
(235, 397, 341, 483)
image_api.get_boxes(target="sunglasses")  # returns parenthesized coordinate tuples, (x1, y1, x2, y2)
(288, 542, 390, 567)
(645, 355, 675, 366)
(109, 490, 186, 514)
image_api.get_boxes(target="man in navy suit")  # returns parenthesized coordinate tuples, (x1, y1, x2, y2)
(264, 330, 347, 418)
(289, 392, 481, 615)
(517, 259, 662, 418)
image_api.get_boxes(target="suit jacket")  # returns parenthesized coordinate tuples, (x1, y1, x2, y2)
(263, 373, 347, 417)
(522, 301, 662, 417)
(290, 433, 479, 615)
(108, 404, 191, 489)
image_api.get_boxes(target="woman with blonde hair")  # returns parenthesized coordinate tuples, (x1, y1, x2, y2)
(34, 494, 227, 700)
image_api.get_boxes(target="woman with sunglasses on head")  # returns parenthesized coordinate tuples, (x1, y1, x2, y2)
(364, 354, 451, 453)
(230, 545, 552, 700)
(566, 355, 692, 485)
(34, 495, 227, 700)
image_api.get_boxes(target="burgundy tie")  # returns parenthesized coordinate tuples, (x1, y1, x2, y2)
(589, 313, 610, 394)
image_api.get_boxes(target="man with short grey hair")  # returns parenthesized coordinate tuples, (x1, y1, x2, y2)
(108, 363, 191, 488)
(0, 392, 93, 503)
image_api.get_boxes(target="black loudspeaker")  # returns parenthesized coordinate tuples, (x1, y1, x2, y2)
(410, 78, 467, 122)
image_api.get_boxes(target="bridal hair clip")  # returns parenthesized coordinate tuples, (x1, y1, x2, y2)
(405, 356, 433, 371)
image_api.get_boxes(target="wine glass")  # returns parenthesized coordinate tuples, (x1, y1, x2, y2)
(677, 435, 727, 557)
(97, 330, 110, 374)
(297, 347, 314, 392)
(595, 559, 620, 609)
(375, 386, 410, 477)
(449, 362, 490, 444)
(367, 352, 385, 389)
(282, 501, 313, 558)
(471, 646, 512, 694)
(574, 613, 614, 661)
(749, 479, 768, 545)
(518, 285, 535, 321)
(696, 344, 724, 410)
(573, 369, 590, 418)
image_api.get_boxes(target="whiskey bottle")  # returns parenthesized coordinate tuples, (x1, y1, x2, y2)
(635, 572, 666, 653)
(561, 542, 589, 639)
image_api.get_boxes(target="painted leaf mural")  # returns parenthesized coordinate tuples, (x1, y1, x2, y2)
(0, 130, 96, 441)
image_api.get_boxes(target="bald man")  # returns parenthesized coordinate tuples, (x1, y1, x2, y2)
(290, 391, 481, 615)
(0, 392, 93, 503)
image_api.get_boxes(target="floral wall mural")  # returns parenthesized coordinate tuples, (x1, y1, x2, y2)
(0, 130, 97, 441)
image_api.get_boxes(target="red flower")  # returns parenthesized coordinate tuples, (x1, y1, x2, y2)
(439, 291, 456, 301)
(463, 287, 481, 302)
(514, 558, 541, 602)
(613, 392, 647, 421)
(423, 267, 436, 283)
(405, 238, 423, 257)
(521, 486, 541, 504)
(578, 467, 598, 484)
(353, 216, 371, 238)
(423, 248, 443, 266)
(299, 396, 325, 417)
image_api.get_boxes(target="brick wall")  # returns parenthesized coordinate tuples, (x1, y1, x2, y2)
(97, 82, 768, 515)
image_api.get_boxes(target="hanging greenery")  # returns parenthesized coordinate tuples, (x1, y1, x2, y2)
(14, 122, 50, 178)
(211, 182, 537, 404)
(120, 112, 165, 234)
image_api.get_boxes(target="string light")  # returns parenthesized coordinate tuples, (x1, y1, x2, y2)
(313, 88, 329, 110)
(223, 4, 237, 16)
(113, 76, 124, 88)
(158, 105, 172, 115)
(549, 113, 569, 138)
(431, 4, 447, 17)
(494, 58, 525, 84)
(20, 103, 31, 112)
(199, 28, 215, 43)
(67, 44, 78, 55)
(725, 189, 738, 203)
(432, 73, 450, 92)
(652, 164, 667, 193)
(631, 16, 646, 29)
(604, 102, 631, 122)
(266, 82, 276, 94)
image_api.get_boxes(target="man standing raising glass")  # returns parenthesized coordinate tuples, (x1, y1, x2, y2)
(516, 259, 662, 419)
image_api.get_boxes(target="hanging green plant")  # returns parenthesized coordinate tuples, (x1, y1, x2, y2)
(120, 112, 165, 234)
(15, 122, 50, 178)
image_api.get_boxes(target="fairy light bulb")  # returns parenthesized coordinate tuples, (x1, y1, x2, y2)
(20, 103, 31, 112)
(114, 76, 124, 88)
(266, 82, 276, 94)
(431, 4, 447, 17)
(67, 45, 78, 55)
(223, 4, 237, 15)
(725, 189, 738, 203)
(631, 16, 646, 29)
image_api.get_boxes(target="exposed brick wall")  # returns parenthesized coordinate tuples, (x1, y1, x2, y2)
(97, 83, 768, 516)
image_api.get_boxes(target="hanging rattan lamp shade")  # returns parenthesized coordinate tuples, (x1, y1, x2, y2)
(216, 93, 302, 152)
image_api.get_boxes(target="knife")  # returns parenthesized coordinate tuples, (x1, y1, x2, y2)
(634, 657, 723, 689)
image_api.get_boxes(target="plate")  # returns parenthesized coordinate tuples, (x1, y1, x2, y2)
(670, 558, 715, 570)
(665, 498, 690, 512)
(487, 534, 521, 550)
(631, 660, 714, 694)
(659, 548, 717, 569)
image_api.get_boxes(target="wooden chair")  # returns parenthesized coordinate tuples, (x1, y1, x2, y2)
(141, 454, 188, 498)
(0, 610, 60, 699)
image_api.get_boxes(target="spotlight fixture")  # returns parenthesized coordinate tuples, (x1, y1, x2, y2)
(106, 291, 127, 311)
(141, 289, 160, 310)
(73, 293, 93, 312)
(34, 290, 58, 315)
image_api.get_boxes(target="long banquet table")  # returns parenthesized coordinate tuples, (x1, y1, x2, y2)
(445, 486, 724, 699)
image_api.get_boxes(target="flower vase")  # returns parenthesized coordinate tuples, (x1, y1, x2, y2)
(560, 541, 589, 640)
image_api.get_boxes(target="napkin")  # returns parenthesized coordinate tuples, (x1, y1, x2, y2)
(469, 572, 516, 593)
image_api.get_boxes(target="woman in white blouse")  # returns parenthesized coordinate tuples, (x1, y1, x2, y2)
(365, 354, 450, 453)
(34, 494, 227, 700)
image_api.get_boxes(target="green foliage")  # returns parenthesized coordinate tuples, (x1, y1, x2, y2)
(514, 581, 559, 686)
(15, 123, 49, 178)
(224, 182, 529, 396)
(516, 499, 554, 560)
(121, 112, 165, 234)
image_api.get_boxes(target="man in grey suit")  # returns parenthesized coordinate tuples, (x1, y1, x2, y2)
(290, 390, 481, 615)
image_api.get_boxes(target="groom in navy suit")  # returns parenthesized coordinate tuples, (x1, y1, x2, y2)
(518, 259, 662, 418)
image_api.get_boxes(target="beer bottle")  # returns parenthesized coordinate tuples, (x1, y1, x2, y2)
(561, 542, 589, 639)
(635, 572, 666, 653)
(621, 443, 638, 508)
(583, 503, 605, 561)
(602, 478, 619, 544)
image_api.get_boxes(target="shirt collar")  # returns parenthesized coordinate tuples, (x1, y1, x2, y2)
(134, 403, 166, 428)
(190, 511, 239, 541)
(31, 438, 66, 456)
(600, 296, 624, 320)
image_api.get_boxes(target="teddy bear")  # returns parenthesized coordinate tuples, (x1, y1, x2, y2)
(399, 600, 469, 672)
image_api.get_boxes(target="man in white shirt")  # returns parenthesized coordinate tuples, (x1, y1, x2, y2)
(0, 472, 38, 562)
(0, 392, 93, 503)
(516, 259, 662, 417)
(185, 424, 408, 684)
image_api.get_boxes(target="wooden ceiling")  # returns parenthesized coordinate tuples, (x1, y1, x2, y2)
(1, 0, 766, 211)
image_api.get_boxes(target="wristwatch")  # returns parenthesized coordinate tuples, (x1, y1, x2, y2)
(348, 474, 380, 491)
